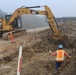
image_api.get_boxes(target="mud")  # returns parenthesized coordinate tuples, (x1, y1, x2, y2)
(0, 21, 76, 75)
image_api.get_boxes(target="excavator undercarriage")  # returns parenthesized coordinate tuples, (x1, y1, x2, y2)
(2, 29, 26, 40)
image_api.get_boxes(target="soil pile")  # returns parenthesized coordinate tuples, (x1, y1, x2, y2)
(59, 20, 76, 47)
(0, 21, 76, 75)
(59, 20, 76, 34)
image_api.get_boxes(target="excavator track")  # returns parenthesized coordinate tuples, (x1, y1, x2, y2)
(2, 29, 26, 40)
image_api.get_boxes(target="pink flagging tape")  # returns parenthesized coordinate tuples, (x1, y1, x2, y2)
(18, 58, 22, 72)
(17, 46, 22, 75)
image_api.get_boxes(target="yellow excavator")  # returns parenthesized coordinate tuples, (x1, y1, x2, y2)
(0, 5, 69, 46)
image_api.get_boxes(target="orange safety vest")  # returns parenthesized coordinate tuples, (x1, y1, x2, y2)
(56, 50, 65, 61)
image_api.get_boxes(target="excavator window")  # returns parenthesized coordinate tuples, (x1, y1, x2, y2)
(5, 15, 12, 22)
(0, 14, 2, 19)
(17, 17, 22, 28)
(0, 22, 2, 29)
(12, 17, 22, 29)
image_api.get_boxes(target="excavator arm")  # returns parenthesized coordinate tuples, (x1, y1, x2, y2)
(8, 6, 45, 25)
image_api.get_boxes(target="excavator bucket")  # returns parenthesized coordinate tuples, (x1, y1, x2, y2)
(49, 34, 70, 48)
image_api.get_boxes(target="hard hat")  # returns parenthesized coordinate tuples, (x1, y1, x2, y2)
(58, 44, 63, 49)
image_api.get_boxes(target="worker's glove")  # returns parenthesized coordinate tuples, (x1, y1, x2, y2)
(73, 48, 76, 52)
(69, 56, 71, 59)
(49, 50, 52, 53)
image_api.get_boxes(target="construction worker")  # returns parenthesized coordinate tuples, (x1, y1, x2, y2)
(49, 44, 71, 73)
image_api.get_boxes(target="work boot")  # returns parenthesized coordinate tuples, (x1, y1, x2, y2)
(58, 67, 61, 70)
(54, 70, 59, 74)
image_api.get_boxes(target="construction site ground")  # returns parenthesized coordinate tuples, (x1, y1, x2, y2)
(0, 21, 76, 75)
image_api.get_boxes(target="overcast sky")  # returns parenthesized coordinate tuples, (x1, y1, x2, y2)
(0, 0, 76, 17)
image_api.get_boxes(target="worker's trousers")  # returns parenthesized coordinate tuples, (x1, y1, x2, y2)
(56, 61, 63, 70)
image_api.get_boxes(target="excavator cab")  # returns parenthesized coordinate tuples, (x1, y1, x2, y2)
(5, 15, 12, 22)
(5, 15, 22, 29)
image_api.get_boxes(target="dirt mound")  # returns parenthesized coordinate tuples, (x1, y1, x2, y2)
(59, 21, 76, 47)
(59, 20, 76, 34)
(60, 20, 76, 35)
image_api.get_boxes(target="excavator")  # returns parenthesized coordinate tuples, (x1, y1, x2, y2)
(0, 5, 69, 46)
